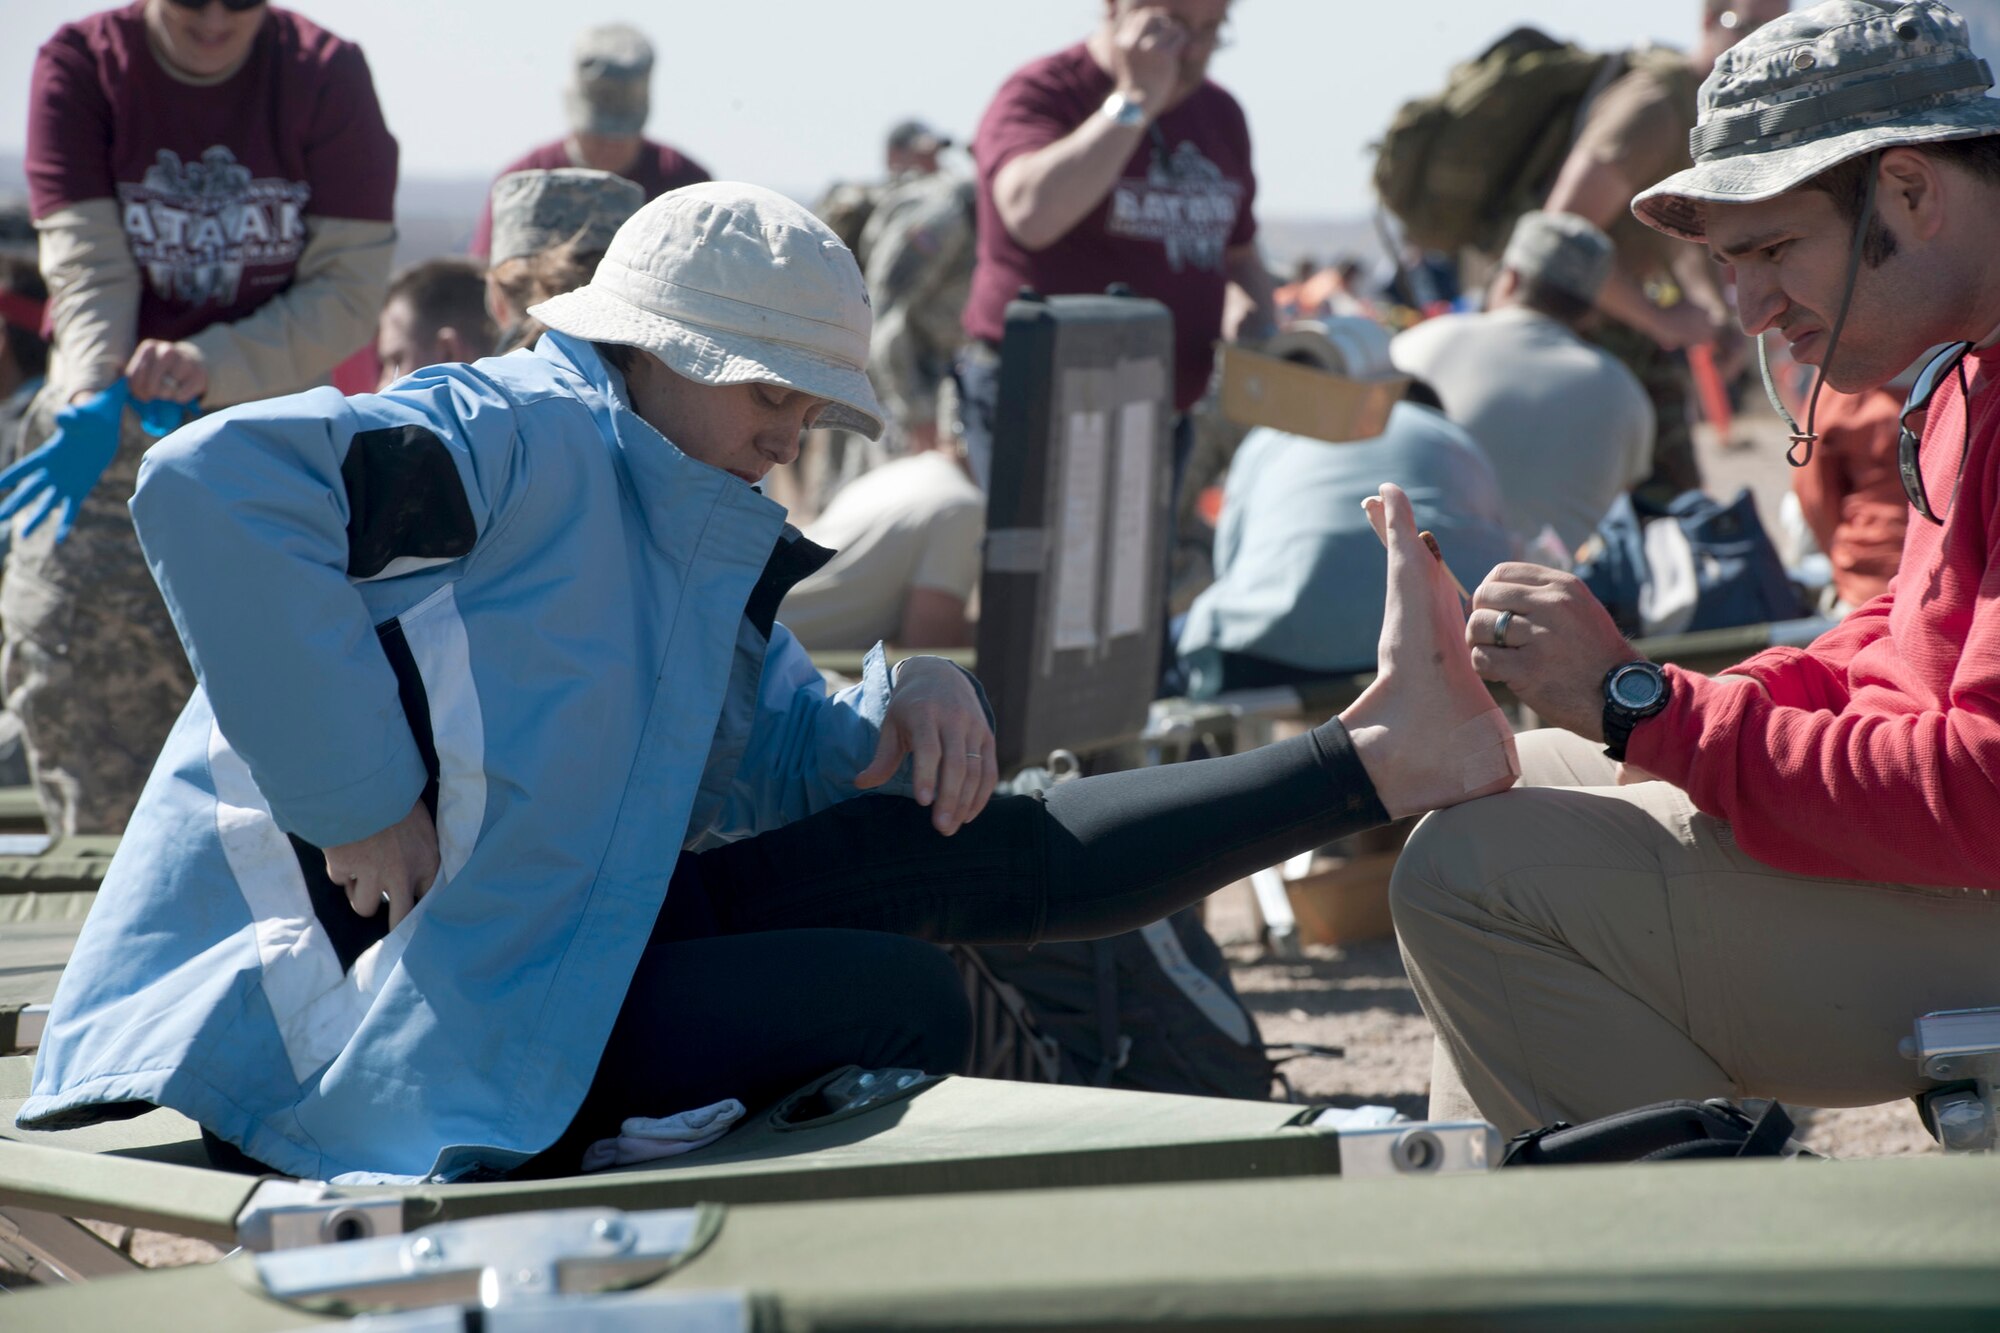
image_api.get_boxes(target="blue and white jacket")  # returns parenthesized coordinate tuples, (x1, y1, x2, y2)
(20, 333, 915, 1181)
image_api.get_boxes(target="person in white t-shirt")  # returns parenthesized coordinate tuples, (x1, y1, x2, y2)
(780, 437, 985, 650)
(1391, 212, 1655, 554)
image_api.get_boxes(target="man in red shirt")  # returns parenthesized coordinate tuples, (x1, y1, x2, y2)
(469, 25, 708, 261)
(956, 0, 1274, 489)
(1391, 0, 2000, 1136)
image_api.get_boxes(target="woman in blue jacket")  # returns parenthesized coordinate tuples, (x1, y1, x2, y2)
(21, 184, 1516, 1181)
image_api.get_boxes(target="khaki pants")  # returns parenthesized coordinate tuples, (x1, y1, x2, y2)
(1391, 727, 2000, 1136)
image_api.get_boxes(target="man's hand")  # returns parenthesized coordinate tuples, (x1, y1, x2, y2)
(855, 657, 998, 836)
(125, 339, 208, 404)
(1466, 563, 1641, 740)
(323, 799, 440, 930)
(1108, 6, 1187, 113)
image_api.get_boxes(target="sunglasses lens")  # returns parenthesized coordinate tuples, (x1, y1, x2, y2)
(1899, 426, 1936, 520)
(1896, 341, 1974, 523)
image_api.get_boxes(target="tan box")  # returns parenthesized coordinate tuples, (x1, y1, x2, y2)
(1283, 851, 1401, 947)
(1216, 343, 1408, 445)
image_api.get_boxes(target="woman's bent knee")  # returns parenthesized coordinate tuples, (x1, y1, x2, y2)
(859, 933, 973, 1074)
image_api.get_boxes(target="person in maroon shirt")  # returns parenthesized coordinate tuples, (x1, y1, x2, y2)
(15, 0, 397, 834)
(468, 24, 709, 260)
(1390, 1, 2000, 1140)
(957, 0, 1274, 489)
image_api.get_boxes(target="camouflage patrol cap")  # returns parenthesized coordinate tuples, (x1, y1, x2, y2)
(566, 24, 653, 137)
(488, 169, 646, 268)
(1634, 0, 2000, 242)
(1501, 211, 1615, 302)
(887, 119, 952, 153)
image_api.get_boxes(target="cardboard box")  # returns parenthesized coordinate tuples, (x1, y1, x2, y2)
(1216, 342, 1408, 445)
(1282, 851, 1401, 947)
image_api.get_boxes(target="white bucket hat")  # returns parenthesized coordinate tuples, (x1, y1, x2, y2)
(531, 181, 886, 439)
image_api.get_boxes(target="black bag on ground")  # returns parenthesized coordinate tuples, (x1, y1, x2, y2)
(1574, 488, 1804, 638)
(1500, 1098, 1808, 1166)
(951, 905, 1277, 1100)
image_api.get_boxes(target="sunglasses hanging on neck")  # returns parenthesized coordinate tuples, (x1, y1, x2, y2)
(1899, 340, 1977, 525)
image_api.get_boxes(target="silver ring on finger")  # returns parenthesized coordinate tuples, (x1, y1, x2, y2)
(965, 752, 982, 761)
(1492, 610, 1516, 649)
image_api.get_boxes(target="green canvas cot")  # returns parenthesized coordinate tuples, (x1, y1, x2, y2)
(0, 1056, 1491, 1259)
(0, 836, 116, 1053)
(9, 1155, 2000, 1330)
(0, 785, 45, 833)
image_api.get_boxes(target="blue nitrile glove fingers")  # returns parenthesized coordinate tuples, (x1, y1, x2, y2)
(0, 381, 131, 544)
(136, 395, 198, 439)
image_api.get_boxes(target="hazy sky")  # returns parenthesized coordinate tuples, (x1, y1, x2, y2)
(5, 1, 2000, 219)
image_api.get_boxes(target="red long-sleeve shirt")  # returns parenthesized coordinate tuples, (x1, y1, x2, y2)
(1628, 348, 2000, 888)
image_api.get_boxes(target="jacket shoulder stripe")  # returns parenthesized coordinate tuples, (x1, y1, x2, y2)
(342, 424, 479, 580)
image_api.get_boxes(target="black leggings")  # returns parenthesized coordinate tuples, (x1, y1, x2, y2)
(531, 716, 1388, 1171)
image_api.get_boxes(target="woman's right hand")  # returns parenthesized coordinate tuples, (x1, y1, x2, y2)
(125, 339, 208, 404)
(324, 799, 440, 929)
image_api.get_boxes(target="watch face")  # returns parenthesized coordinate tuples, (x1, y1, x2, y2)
(1610, 665, 1665, 710)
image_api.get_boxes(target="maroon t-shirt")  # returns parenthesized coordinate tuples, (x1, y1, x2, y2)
(964, 44, 1257, 412)
(468, 138, 712, 258)
(26, 3, 398, 346)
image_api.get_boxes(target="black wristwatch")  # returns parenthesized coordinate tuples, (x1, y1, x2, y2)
(1602, 661, 1671, 762)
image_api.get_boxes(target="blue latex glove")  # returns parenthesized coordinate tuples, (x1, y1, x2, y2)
(0, 382, 199, 544)
(135, 394, 199, 440)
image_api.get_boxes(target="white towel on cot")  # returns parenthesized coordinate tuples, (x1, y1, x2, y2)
(581, 1098, 747, 1171)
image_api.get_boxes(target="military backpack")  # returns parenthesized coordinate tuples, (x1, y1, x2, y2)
(1372, 28, 1626, 255)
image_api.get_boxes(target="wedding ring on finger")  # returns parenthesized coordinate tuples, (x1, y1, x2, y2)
(1492, 610, 1516, 649)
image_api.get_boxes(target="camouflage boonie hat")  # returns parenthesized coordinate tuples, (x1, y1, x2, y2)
(1633, 0, 2000, 242)
(566, 24, 653, 137)
(489, 169, 646, 267)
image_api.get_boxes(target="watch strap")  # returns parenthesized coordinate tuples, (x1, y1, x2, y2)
(1601, 662, 1668, 763)
(1101, 91, 1149, 129)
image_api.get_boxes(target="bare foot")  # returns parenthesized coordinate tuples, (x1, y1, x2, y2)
(1340, 483, 1519, 819)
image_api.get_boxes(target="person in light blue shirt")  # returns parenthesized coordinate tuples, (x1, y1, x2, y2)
(22, 186, 1522, 1183)
(1177, 321, 1516, 697)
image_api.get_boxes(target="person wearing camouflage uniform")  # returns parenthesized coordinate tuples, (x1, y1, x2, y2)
(1544, 0, 1791, 501)
(15, 0, 398, 833)
(808, 120, 972, 507)
(859, 168, 977, 451)
(2, 394, 203, 831)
